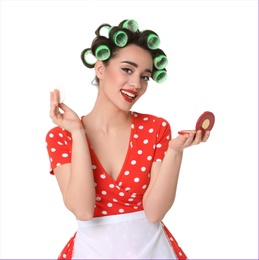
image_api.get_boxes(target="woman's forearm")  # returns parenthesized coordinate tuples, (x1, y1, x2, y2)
(64, 129, 96, 220)
(144, 149, 183, 222)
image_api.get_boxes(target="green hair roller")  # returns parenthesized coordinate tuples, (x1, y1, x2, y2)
(147, 33, 160, 50)
(113, 30, 128, 47)
(122, 19, 139, 32)
(108, 26, 128, 47)
(96, 23, 111, 38)
(153, 69, 167, 83)
(154, 55, 168, 70)
(95, 45, 111, 61)
(81, 48, 97, 68)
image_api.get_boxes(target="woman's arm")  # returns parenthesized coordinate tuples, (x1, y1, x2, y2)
(54, 129, 96, 221)
(143, 130, 210, 222)
(50, 90, 95, 221)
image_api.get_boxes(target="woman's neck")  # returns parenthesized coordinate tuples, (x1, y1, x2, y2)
(83, 100, 132, 134)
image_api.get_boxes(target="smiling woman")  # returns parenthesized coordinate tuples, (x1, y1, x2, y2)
(94, 44, 152, 109)
(46, 19, 210, 259)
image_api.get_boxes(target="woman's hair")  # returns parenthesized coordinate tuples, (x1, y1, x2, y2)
(81, 19, 168, 85)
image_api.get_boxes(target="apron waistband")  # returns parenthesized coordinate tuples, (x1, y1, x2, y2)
(77, 210, 146, 228)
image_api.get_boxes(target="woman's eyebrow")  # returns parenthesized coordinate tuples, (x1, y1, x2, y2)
(121, 61, 152, 74)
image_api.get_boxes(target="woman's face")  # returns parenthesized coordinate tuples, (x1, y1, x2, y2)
(96, 44, 153, 111)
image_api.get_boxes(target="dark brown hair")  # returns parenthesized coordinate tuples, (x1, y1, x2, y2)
(81, 20, 167, 85)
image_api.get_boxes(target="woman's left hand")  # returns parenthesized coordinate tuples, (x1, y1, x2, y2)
(169, 130, 210, 153)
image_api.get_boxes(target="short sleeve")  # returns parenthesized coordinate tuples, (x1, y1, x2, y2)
(45, 126, 72, 174)
(153, 118, 171, 162)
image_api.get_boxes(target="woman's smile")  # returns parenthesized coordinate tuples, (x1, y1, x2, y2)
(120, 89, 137, 103)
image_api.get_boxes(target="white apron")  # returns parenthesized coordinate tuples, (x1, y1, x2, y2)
(72, 210, 177, 259)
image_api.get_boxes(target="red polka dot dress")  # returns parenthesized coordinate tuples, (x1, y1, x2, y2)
(46, 112, 187, 259)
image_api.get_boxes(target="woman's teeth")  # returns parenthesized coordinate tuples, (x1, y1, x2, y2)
(121, 90, 136, 99)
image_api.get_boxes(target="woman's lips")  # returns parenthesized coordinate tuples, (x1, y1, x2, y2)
(120, 89, 137, 103)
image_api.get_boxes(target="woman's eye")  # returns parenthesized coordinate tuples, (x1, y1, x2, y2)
(142, 75, 150, 82)
(122, 68, 132, 74)
(122, 68, 150, 82)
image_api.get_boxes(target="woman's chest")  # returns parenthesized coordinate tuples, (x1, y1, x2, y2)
(90, 131, 156, 194)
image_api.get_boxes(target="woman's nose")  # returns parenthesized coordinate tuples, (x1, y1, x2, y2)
(129, 75, 141, 90)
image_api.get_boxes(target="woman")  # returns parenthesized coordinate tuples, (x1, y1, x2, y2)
(46, 19, 210, 259)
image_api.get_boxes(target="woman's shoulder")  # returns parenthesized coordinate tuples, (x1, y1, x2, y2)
(46, 126, 72, 142)
(131, 111, 171, 142)
(131, 111, 170, 125)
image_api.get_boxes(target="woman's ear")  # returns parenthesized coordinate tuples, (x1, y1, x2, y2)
(94, 60, 105, 80)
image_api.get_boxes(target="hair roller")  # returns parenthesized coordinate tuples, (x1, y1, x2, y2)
(147, 33, 160, 50)
(108, 26, 129, 47)
(81, 19, 169, 84)
(140, 30, 160, 50)
(154, 54, 168, 70)
(81, 48, 97, 68)
(119, 19, 139, 32)
(91, 36, 112, 61)
(153, 69, 167, 83)
(95, 23, 111, 38)
(95, 45, 111, 61)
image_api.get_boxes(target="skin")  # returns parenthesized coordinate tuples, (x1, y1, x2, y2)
(49, 44, 210, 222)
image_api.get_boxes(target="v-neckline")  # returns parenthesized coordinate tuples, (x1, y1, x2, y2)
(82, 112, 135, 183)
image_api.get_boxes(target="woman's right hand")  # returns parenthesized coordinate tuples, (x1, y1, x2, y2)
(50, 89, 83, 133)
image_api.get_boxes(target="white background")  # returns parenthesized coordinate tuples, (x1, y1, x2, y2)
(0, 0, 258, 259)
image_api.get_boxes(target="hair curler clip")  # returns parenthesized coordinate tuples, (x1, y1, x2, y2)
(153, 69, 167, 83)
(121, 19, 139, 32)
(154, 55, 168, 70)
(81, 48, 97, 68)
(95, 45, 111, 61)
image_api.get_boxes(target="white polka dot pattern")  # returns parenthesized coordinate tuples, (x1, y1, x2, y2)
(46, 112, 187, 259)
(46, 112, 171, 218)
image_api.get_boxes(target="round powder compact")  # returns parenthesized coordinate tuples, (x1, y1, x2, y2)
(178, 111, 215, 138)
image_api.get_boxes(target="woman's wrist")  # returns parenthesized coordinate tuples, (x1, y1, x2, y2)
(167, 146, 184, 156)
(71, 127, 86, 137)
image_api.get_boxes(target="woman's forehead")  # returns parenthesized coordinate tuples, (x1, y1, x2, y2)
(114, 45, 153, 68)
